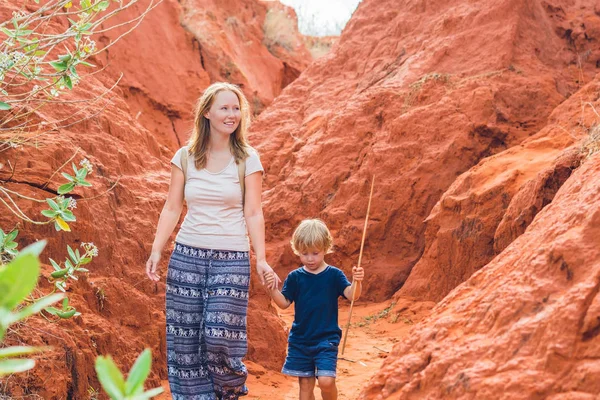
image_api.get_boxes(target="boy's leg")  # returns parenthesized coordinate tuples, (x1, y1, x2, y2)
(314, 341, 339, 400)
(298, 377, 316, 400)
(317, 377, 337, 400)
(282, 342, 317, 398)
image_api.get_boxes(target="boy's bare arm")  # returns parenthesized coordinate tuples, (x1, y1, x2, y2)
(265, 271, 292, 309)
(344, 266, 364, 301)
(270, 288, 292, 309)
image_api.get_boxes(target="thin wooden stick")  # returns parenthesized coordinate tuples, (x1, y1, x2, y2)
(341, 176, 375, 355)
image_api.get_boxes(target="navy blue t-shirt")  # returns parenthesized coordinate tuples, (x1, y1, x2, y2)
(281, 266, 352, 345)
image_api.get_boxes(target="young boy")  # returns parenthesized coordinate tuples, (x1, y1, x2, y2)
(265, 219, 364, 400)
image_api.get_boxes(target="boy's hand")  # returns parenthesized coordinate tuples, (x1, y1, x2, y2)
(264, 271, 276, 290)
(352, 265, 364, 281)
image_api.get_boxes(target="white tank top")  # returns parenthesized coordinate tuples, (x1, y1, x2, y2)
(170, 146, 264, 251)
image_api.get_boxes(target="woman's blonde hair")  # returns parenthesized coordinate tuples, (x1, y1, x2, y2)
(187, 82, 251, 169)
(291, 219, 334, 255)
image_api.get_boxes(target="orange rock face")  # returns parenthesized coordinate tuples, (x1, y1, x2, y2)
(360, 123, 600, 399)
(252, 0, 599, 305)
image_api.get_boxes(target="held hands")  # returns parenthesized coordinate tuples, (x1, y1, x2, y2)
(256, 260, 280, 290)
(352, 265, 365, 281)
(264, 271, 276, 290)
(146, 251, 161, 281)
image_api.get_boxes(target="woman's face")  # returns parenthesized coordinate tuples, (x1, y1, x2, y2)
(204, 90, 241, 137)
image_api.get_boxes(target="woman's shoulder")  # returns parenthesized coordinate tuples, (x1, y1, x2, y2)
(245, 145, 260, 159)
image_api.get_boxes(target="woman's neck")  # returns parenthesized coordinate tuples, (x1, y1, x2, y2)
(208, 132, 230, 153)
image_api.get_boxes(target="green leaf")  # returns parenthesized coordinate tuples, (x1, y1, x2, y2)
(64, 75, 73, 90)
(61, 210, 76, 222)
(4, 242, 18, 250)
(6, 229, 18, 242)
(0, 346, 47, 359)
(61, 172, 75, 182)
(20, 240, 46, 257)
(0, 102, 11, 111)
(0, 28, 14, 38)
(64, 259, 74, 271)
(14, 293, 63, 322)
(128, 387, 164, 400)
(80, 257, 92, 265)
(78, 180, 92, 187)
(50, 268, 69, 279)
(47, 198, 60, 211)
(95, 1, 110, 11)
(41, 209, 58, 218)
(124, 349, 151, 396)
(58, 182, 76, 195)
(0, 358, 35, 376)
(96, 355, 126, 400)
(76, 167, 87, 180)
(54, 281, 65, 292)
(49, 258, 61, 271)
(78, 60, 95, 68)
(0, 253, 39, 310)
(50, 61, 67, 72)
(44, 306, 60, 316)
(67, 245, 77, 264)
(57, 309, 77, 319)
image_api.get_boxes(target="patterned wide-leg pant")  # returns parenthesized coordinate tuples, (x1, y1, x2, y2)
(166, 243, 250, 400)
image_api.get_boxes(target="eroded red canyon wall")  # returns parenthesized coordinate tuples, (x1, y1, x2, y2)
(253, 0, 599, 303)
(360, 80, 600, 397)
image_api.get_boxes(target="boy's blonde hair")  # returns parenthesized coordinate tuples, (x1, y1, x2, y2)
(291, 219, 334, 255)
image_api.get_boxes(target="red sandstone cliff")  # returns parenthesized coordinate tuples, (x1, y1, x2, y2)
(359, 76, 600, 400)
(252, 0, 600, 303)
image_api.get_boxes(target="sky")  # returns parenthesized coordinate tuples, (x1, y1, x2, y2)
(277, 0, 362, 36)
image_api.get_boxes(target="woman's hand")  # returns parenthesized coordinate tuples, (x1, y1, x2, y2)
(146, 251, 161, 281)
(256, 260, 281, 290)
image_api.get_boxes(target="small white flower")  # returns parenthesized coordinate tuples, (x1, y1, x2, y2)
(67, 197, 77, 210)
(12, 11, 26, 20)
(79, 158, 93, 174)
(82, 242, 99, 257)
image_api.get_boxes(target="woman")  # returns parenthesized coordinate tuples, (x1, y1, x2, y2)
(146, 82, 280, 400)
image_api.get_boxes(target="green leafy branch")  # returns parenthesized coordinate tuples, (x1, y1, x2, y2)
(48, 242, 98, 294)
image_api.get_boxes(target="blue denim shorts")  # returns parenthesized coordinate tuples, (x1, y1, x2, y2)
(281, 340, 338, 378)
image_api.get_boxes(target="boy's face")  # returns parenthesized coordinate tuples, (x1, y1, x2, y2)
(299, 248, 326, 272)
